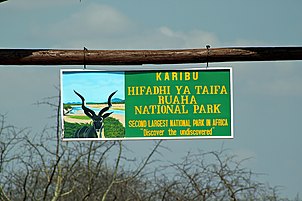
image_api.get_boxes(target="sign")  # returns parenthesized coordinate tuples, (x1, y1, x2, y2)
(61, 67, 233, 140)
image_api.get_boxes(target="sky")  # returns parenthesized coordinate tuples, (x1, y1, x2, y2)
(62, 71, 125, 103)
(0, 0, 302, 198)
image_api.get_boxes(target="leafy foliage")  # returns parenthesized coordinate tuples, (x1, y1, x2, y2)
(64, 117, 125, 138)
(63, 104, 72, 110)
(63, 121, 83, 138)
(104, 117, 125, 138)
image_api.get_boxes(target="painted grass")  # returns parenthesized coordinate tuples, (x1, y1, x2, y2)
(111, 107, 125, 111)
(69, 115, 91, 120)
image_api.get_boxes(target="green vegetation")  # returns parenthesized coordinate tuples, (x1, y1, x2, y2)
(104, 117, 125, 138)
(68, 115, 91, 120)
(63, 104, 72, 110)
(111, 107, 124, 111)
(64, 121, 85, 138)
(64, 117, 125, 138)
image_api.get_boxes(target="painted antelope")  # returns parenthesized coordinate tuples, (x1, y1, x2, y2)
(73, 90, 117, 138)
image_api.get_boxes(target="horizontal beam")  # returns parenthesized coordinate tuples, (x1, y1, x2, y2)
(0, 47, 302, 65)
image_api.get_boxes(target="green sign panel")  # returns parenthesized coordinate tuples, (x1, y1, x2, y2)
(61, 67, 233, 140)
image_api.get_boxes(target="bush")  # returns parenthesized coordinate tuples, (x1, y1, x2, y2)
(63, 117, 125, 138)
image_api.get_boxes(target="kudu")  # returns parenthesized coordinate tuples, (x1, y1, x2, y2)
(73, 90, 117, 138)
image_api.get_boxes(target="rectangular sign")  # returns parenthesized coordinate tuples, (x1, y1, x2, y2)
(60, 67, 233, 140)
